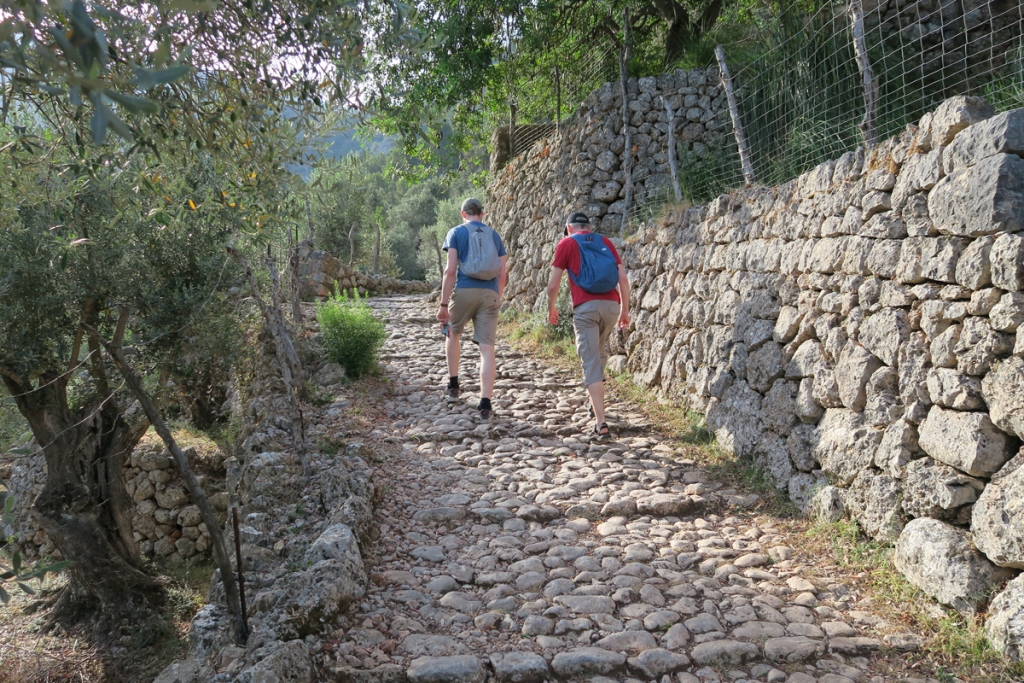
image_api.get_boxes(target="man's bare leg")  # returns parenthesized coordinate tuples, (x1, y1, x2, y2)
(479, 343, 496, 400)
(446, 332, 461, 382)
(587, 381, 606, 427)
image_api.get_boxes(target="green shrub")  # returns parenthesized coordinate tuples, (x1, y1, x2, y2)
(316, 290, 387, 378)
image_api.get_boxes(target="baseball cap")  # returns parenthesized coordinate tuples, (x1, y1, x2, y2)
(461, 197, 484, 214)
(564, 211, 591, 235)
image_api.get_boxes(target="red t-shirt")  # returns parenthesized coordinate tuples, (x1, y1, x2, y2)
(552, 232, 623, 308)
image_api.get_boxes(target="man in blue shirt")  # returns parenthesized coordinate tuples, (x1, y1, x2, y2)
(436, 198, 508, 419)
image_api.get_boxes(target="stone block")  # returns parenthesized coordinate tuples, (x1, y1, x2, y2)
(894, 518, 1009, 615)
(983, 355, 1024, 439)
(814, 409, 883, 485)
(991, 291, 1024, 332)
(929, 154, 1024, 237)
(972, 454, 1024, 568)
(986, 573, 1024, 661)
(865, 366, 903, 426)
(835, 342, 883, 412)
(844, 470, 905, 543)
(874, 419, 920, 478)
(954, 316, 1014, 376)
(924, 96, 994, 150)
(956, 235, 995, 289)
(926, 368, 985, 410)
(943, 107, 1024, 171)
(705, 381, 763, 458)
(859, 308, 910, 368)
(902, 457, 984, 522)
(918, 405, 1015, 476)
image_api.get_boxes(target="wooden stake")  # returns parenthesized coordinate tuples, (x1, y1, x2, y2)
(618, 8, 633, 235)
(82, 317, 247, 644)
(664, 97, 683, 202)
(849, 0, 878, 146)
(228, 246, 310, 478)
(715, 45, 756, 186)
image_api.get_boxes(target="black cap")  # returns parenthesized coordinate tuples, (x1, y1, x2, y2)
(564, 211, 591, 235)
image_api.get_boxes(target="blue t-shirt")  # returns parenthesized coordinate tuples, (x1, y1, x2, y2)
(442, 221, 507, 292)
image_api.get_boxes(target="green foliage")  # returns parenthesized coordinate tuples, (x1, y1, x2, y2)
(317, 290, 388, 378)
(0, 496, 71, 604)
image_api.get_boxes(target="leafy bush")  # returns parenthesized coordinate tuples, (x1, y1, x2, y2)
(316, 290, 387, 378)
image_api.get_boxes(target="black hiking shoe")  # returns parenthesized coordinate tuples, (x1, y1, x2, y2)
(445, 385, 460, 401)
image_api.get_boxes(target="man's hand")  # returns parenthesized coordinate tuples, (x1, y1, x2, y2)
(617, 310, 630, 329)
(548, 308, 559, 326)
(437, 305, 450, 324)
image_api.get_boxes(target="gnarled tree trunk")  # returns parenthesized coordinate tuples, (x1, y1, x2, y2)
(2, 372, 157, 625)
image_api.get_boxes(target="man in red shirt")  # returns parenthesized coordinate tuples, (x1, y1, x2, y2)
(547, 212, 631, 438)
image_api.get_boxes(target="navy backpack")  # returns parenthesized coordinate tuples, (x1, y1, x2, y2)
(567, 233, 619, 294)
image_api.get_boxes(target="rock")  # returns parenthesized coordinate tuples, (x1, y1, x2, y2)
(990, 292, 1024, 332)
(808, 486, 845, 523)
(636, 493, 697, 517)
(814, 409, 883, 485)
(689, 640, 760, 666)
(235, 640, 313, 683)
(705, 381, 763, 458)
(594, 630, 657, 653)
(918, 405, 1015, 476)
(763, 636, 826, 663)
(982, 355, 1024, 439)
(954, 316, 1013, 376)
(410, 546, 446, 563)
(407, 656, 485, 683)
(926, 368, 985, 410)
(521, 615, 554, 636)
(607, 355, 628, 374)
(844, 470, 904, 542)
(859, 308, 910, 367)
(972, 456, 1024, 568)
(827, 637, 883, 655)
(992, 232, 1024, 291)
(874, 419, 920, 478)
(893, 518, 1010, 614)
(399, 635, 467, 657)
(986, 573, 1024, 661)
(554, 595, 616, 614)
(314, 362, 347, 385)
(835, 343, 882, 412)
(929, 154, 1024, 237)
(516, 505, 561, 522)
(306, 523, 362, 565)
(627, 648, 690, 678)
(902, 458, 984, 523)
(943, 107, 1023, 170)
(488, 652, 549, 683)
(550, 648, 626, 677)
(412, 507, 466, 523)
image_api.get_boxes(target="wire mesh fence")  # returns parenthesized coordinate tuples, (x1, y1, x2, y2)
(500, 0, 1024, 226)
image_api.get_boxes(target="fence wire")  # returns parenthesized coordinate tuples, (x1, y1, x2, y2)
(502, 0, 1024, 226)
(721, 0, 1024, 196)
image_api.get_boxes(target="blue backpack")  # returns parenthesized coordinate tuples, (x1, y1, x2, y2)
(567, 233, 619, 294)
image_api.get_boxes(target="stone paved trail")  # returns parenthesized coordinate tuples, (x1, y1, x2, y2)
(331, 295, 931, 683)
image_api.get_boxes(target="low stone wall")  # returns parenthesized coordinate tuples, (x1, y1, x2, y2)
(493, 94, 1024, 655)
(296, 241, 432, 300)
(2, 440, 228, 564)
(488, 68, 729, 240)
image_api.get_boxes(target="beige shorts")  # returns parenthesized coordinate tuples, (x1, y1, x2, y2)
(573, 299, 619, 387)
(448, 287, 500, 345)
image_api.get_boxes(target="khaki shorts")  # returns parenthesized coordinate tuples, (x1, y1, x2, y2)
(573, 300, 619, 387)
(448, 287, 500, 345)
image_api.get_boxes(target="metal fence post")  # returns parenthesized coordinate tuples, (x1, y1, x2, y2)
(715, 45, 756, 186)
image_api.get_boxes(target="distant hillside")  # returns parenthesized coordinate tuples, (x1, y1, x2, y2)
(292, 125, 395, 179)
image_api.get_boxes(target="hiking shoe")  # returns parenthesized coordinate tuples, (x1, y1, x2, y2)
(480, 406, 492, 420)
(593, 422, 610, 439)
(445, 385, 460, 401)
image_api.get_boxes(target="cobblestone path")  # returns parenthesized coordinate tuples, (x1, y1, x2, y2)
(340, 295, 930, 683)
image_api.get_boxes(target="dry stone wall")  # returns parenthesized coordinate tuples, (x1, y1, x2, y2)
(488, 94, 1024, 657)
(296, 241, 432, 300)
(1, 441, 229, 564)
(488, 68, 729, 253)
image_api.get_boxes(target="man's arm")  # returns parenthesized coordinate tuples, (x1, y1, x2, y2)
(616, 264, 631, 329)
(547, 267, 564, 325)
(437, 249, 459, 323)
(498, 255, 508, 299)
